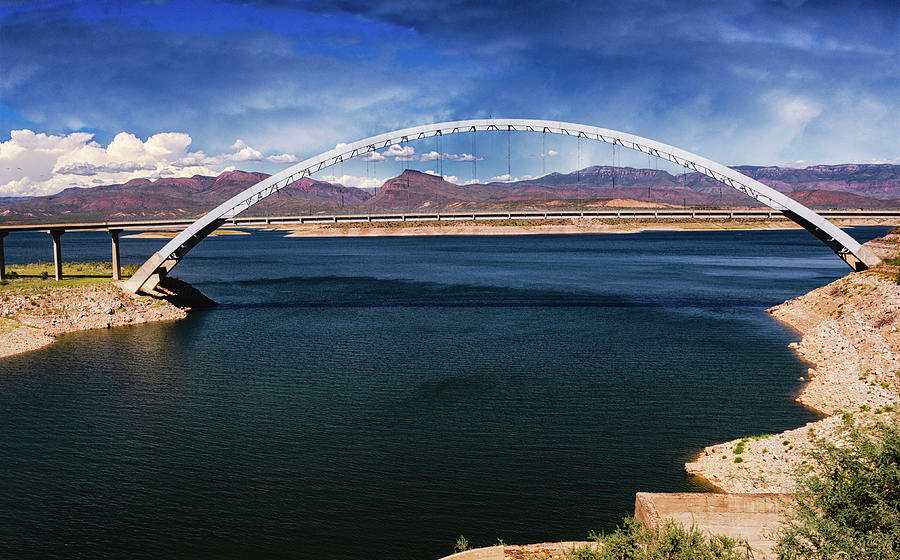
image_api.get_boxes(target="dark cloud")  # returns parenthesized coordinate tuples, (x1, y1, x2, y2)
(0, 0, 897, 167)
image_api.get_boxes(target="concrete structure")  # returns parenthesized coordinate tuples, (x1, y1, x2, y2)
(124, 118, 881, 294)
(432, 492, 789, 559)
(437, 542, 593, 560)
(635, 492, 789, 558)
(0, 231, 6, 281)
(48, 229, 63, 281)
(3, 208, 895, 283)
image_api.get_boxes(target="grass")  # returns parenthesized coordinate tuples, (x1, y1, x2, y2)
(0, 261, 138, 294)
(124, 229, 250, 238)
(0, 316, 24, 335)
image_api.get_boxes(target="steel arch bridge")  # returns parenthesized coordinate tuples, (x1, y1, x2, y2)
(124, 118, 880, 294)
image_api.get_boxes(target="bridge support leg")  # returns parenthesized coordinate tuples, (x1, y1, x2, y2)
(48, 229, 64, 280)
(109, 229, 122, 280)
(0, 232, 6, 281)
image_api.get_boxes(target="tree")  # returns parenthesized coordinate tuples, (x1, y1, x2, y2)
(774, 416, 900, 560)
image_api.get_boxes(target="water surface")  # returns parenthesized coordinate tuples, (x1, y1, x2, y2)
(0, 227, 886, 559)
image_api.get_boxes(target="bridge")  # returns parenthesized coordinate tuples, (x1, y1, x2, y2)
(1, 118, 883, 288)
(2, 208, 895, 283)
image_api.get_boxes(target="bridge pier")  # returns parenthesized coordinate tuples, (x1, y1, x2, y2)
(0, 231, 6, 281)
(48, 228, 64, 280)
(109, 229, 122, 280)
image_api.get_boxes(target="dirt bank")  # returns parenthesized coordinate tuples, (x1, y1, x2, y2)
(0, 279, 211, 359)
(281, 218, 810, 237)
(685, 233, 900, 492)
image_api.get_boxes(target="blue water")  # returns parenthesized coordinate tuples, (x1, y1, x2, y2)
(0, 227, 887, 559)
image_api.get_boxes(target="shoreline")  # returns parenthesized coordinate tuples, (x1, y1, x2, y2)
(278, 217, 893, 237)
(0, 278, 210, 360)
(684, 233, 900, 493)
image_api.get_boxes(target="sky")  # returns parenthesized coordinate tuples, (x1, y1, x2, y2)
(0, 0, 898, 197)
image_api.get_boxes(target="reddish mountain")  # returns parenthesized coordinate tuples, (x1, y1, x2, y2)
(787, 189, 900, 209)
(2, 163, 899, 224)
(0, 171, 371, 224)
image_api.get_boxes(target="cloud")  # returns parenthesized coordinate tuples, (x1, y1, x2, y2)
(382, 144, 415, 158)
(0, 129, 301, 197)
(360, 151, 386, 162)
(541, 149, 559, 158)
(375, 145, 483, 163)
(0, 0, 897, 172)
(320, 173, 388, 189)
(221, 139, 264, 162)
(443, 153, 481, 162)
(266, 153, 298, 163)
(488, 173, 535, 183)
(56, 161, 158, 176)
(0, 129, 227, 197)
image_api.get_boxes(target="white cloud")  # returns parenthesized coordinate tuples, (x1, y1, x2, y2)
(267, 153, 298, 163)
(540, 149, 559, 158)
(0, 129, 222, 197)
(488, 173, 535, 183)
(374, 145, 481, 163)
(444, 152, 482, 162)
(320, 173, 389, 189)
(418, 151, 441, 161)
(383, 144, 416, 158)
(0, 129, 318, 197)
(221, 138, 264, 162)
(360, 151, 386, 162)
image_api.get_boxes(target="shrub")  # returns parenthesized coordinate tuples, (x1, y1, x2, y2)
(39, 271, 48, 280)
(773, 417, 900, 560)
(565, 517, 749, 560)
(454, 535, 470, 553)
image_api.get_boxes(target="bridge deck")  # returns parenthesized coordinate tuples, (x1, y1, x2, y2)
(2, 209, 895, 282)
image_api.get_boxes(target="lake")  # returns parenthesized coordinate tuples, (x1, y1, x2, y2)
(0, 226, 886, 559)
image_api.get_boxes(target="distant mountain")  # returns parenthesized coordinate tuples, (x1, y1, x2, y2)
(507, 163, 900, 209)
(1, 163, 898, 224)
(0, 171, 371, 224)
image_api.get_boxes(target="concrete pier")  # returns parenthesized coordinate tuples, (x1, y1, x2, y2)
(49, 229, 64, 280)
(109, 229, 122, 280)
(0, 231, 6, 281)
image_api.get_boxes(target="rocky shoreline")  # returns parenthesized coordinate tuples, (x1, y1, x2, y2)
(0, 279, 211, 359)
(685, 233, 900, 493)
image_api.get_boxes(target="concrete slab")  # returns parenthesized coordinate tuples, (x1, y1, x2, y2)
(635, 492, 790, 559)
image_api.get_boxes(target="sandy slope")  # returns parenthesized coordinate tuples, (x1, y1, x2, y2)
(685, 234, 900, 492)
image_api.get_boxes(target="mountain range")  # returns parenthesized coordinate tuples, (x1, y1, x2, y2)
(2, 164, 899, 224)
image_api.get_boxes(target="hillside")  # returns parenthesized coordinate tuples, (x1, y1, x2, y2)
(0, 171, 371, 223)
(1, 163, 899, 224)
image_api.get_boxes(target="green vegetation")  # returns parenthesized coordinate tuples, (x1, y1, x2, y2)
(773, 417, 900, 560)
(564, 518, 750, 560)
(453, 535, 471, 553)
(734, 457, 744, 463)
(0, 261, 138, 294)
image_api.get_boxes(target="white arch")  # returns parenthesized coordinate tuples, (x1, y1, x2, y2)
(124, 118, 880, 293)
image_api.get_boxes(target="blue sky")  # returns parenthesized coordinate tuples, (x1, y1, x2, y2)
(0, 0, 897, 196)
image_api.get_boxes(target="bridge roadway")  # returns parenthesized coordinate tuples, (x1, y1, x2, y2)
(2, 208, 898, 281)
